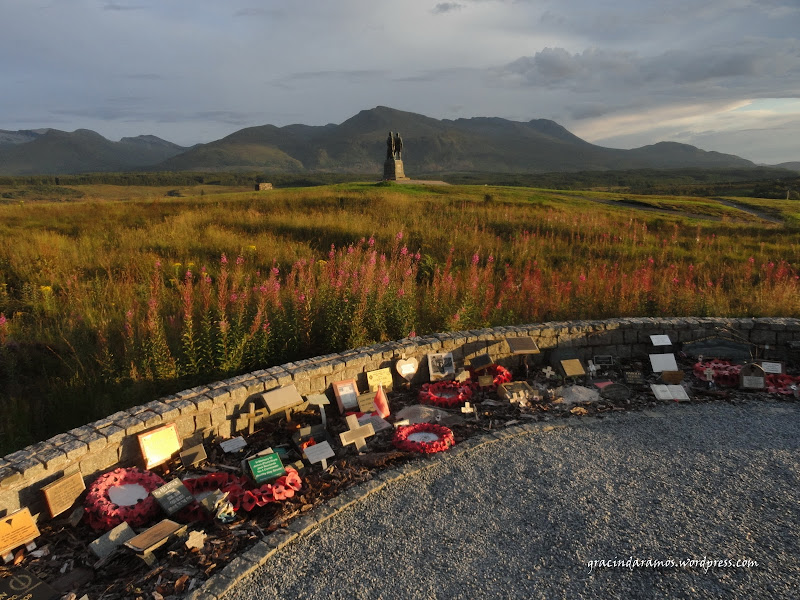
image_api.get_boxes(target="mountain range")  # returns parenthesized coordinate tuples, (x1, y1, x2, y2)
(1, 106, 795, 176)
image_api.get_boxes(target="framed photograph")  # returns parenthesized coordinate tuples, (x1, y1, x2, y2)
(332, 379, 360, 414)
(427, 352, 455, 382)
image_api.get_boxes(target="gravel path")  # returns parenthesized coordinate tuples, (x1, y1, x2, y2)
(224, 400, 799, 600)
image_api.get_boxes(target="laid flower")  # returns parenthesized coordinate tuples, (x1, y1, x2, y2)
(419, 380, 473, 408)
(393, 423, 455, 454)
(468, 364, 512, 389)
(84, 468, 165, 531)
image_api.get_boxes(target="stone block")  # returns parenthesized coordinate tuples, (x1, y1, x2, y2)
(191, 394, 214, 413)
(750, 329, 777, 345)
(175, 415, 196, 438)
(0, 465, 22, 489)
(210, 407, 227, 426)
(207, 388, 231, 406)
(9, 456, 45, 479)
(96, 425, 125, 445)
(80, 445, 120, 478)
(195, 412, 212, 431)
(36, 446, 68, 470)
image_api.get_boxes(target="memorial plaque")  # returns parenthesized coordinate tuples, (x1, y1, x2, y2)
(506, 336, 540, 354)
(262, 384, 304, 413)
(469, 353, 494, 372)
(0, 567, 58, 600)
(125, 519, 184, 554)
(219, 436, 247, 453)
(41, 471, 85, 518)
(357, 413, 392, 432)
(593, 355, 614, 367)
(760, 361, 783, 375)
(740, 363, 766, 390)
(668, 385, 690, 401)
(560, 359, 586, 377)
(395, 357, 419, 381)
(623, 370, 645, 385)
(478, 374, 494, 387)
(649, 353, 678, 373)
(427, 352, 455, 381)
(332, 379, 359, 413)
(650, 384, 673, 401)
(137, 423, 181, 469)
(650, 334, 673, 346)
(304, 441, 335, 468)
(357, 391, 377, 413)
(247, 453, 285, 484)
(89, 521, 136, 560)
(180, 443, 207, 468)
(660, 370, 684, 385)
(366, 367, 394, 392)
(305, 393, 331, 427)
(151, 479, 194, 515)
(0, 508, 40, 557)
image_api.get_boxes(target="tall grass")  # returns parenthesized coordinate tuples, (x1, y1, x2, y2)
(0, 184, 798, 452)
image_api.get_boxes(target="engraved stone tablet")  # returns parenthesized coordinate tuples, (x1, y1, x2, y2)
(180, 444, 207, 468)
(0, 508, 40, 557)
(760, 361, 783, 375)
(151, 479, 194, 515)
(593, 355, 614, 367)
(506, 337, 540, 354)
(125, 519, 184, 554)
(41, 471, 85, 518)
(89, 521, 136, 560)
(395, 357, 419, 380)
(0, 567, 58, 600)
(623, 370, 645, 385)
(650, 334, 672, 346)
(262, 384, 304, 413)
(219, 436, 247, 453)
(137, 423, 181, 470)
(740, 363, 766, 390)
(560, 359, 586, 377)
(469, 353, 494, 372)
(366, 367, 394, 392)
(599, 383, 631, 401)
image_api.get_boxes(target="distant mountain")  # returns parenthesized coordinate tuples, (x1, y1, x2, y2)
(157, 106, 756, 174)
(0, 107, 760, 175)
(0, 129, 186, 175)
(774, 161, 800, 172)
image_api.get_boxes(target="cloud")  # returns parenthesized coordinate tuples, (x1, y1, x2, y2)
(102, 2, 145, 11)
(233, 7, 286, 18)
(432, 3, 464, 14)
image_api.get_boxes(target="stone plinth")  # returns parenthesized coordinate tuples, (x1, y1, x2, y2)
(383, 158, 409, 181)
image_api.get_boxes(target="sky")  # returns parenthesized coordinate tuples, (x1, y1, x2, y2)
(1, 0, 799, 164)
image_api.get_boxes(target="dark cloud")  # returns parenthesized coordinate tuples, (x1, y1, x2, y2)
(432, 3, 464, 15)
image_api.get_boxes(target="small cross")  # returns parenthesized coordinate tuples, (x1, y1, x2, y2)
(542, 366, 555, 379)
(704, 367, 714, 382)
(461, 402, 474, 415)
(339, 414, 375, 452)
(588, 360, 597, 379)
(243, 403, 267, 435)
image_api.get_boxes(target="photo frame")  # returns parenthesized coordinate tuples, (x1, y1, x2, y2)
(332, 379, 360, 414)
(427, 352, 455, 382)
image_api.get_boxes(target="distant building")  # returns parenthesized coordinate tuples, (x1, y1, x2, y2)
(255, 183, 273, 191)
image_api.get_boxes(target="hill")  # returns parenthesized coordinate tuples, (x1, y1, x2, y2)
(0, 129, 186, 175)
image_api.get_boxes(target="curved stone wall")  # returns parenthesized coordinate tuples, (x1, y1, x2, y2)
(2, 316, 799, 517)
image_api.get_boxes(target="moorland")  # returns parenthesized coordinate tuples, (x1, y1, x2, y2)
(0, 175, 798, 453)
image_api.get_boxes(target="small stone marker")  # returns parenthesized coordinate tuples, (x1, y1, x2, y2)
(427, 352, 455, 381)
(137, 423, 181, 470)
(593, 355, 614, 367)
(740, 363, 766, 390)
(332, 379, 360, 413)
(89, 521, 136, 561)
(470, 353, 494, 372)
(395, 357, 419, 381)
(0, 567, 59, 600)
(542, 366, 556, 379)
(498, 381, 536, 403)
(262, 384, 304, 417)
(587, 360, 598, 379)
(704, 367, 715, 385)
(125, 519, 186, 555)
(306, 393, 331, 428)
(304, 440, 335, 469)
(180, 443, 208, 468)
(339, 414, 375, 452)
(560, 359, 586, 377)
(219, 436, 247, 453)
(623, 370, 645, 385)
(760, 361, 783, 374)
(366, 367, 394, 392)
(151, 478, 194, 515)
(240, 402, 267, 435)
(506, 336, 540, 354)
(247, 452, 286, 484)
(0, 508, 40, 560)
(41, 471, 85, 518)
(649, 353, 678, 373)
(650, 334, 672, 346)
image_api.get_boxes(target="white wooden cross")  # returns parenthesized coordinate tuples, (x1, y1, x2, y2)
(461, 402, 474, 415)
(339, 415, 375, 452)
(588, 360, 597, 379)
(704, 367, 715, 383)
(542, 366, 556, 379)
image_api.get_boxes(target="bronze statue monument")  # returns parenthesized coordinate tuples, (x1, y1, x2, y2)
(383, 131, 408, 181)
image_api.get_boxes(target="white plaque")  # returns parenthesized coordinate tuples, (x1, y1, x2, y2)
(219, 437, 248, 453)
(650, 335, 672, 346)
(667, 385, 690, 401)
(649, 353, 678, 372)
(650, 384, 673, 401)
(760, 361, 783, 374)
(742, 376, 765, 389)
(304, 441, 335, 465)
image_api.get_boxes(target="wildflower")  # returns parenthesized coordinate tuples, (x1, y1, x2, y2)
(579, 275, 586, 282)
(155, 260, 162, 268)
(382, 276, 390, 286)
(221, 254, 228, 265)
(368, 236, 375, 247)
(415, 252, 421, 261)
(230, 293, 238, 302)
(272, 267, 279, 276)
(472, 253, 479, 265)
(648, 257, 654, 264)
(672, 278, 679, 284)
(236, 255, 245, 265)
(298, 293, 306, 303)
(749, 257, 755, 263)
(40, 285, 52, 294)
(401, 246, 408, 256)
(396, 231, 404, 241)
(488, 255, 494, 263)
(0, 313, 6, 327)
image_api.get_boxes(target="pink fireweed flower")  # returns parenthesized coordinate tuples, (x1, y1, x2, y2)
(298, 293, 306, 303)
(347, 245, 355, 254)
(221, 254, 228, 265)
(472, 254, 479, 265)
(230, 293, 238, 302)
(0, 313, 7, 327)
(396, 231, 404, 241)
(401, 246, 408, 256)
(236, 255, 244, 266)
(382, 276, 390, 286)
(329, 244, 335, 259)
(398, 289, 405, 297)
(488, 255, 494, 263)
(271, 267, 279, 276)
(672, 278, 679, 284)
(154, 260, 162, 268)
(368, 236, 375, 247)
(648, 257, 654, 264)
(749, 257, 755, 263)
(414, 252, 421, 261)
(579, 274, 586, 282)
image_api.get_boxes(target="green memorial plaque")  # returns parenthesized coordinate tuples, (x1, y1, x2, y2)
(248, 453, 286, 484)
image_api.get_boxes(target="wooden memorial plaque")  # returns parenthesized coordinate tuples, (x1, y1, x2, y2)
(179, 443, 207, 468)
(478, 374, 494, 387)
(151, 479, 194, 515)
(0, 508, 40, 558)
(660, 370, 684, 385)
(649, 353, 678, 373)
(469, 353, 494, 372)
(760, 361, 783, 375)
(125, 519, 184, 554)
(506, 336, 540, 355)
(740, 363, 766, 390)
(219, 436, 247, 453)
(137, 423, 181, 470)
(0, 568, 59, 600)
(357, 391, 377, 413)
(332, 379, 359, 414)
(427, 352, 455, 381)
(41, 471, 85, 518)
(560, 359, 586, 377)
(395, 357, 419, 381)
(262, 384, 304, 413)
(247, 453, 286, 484)
(366, 367, 394, 392)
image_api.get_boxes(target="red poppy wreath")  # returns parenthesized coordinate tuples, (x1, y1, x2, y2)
(418, 380, 474, 408)
(84, 467, 165, 531)
(468, 364, 512, 389)
(393, 423, 455, 454)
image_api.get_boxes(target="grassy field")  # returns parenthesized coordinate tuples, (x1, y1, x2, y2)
(1, 181, 799, 453)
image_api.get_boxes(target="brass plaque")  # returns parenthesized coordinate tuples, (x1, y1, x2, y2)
(42, 471, 86, 518)
(137, 423, 181, 469)
(561, 359, 586, 377)
(0, 508, 40, 557)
